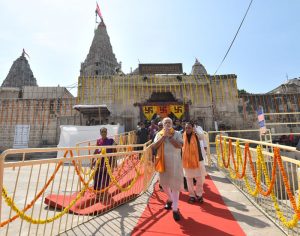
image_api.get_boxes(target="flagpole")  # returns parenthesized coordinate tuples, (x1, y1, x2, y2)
(95, 10, 98, 30)
(95, 10, 97, 24)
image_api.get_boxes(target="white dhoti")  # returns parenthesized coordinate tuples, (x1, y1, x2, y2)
(183, 160, 206, 197)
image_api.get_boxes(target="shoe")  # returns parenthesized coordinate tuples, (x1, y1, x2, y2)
(188, 196, 196, 203)
(164, 201, 173, 210)
(173, 210, 181, 221)
(197, 196, 204, 204)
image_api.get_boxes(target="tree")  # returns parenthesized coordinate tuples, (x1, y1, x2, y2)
(238, 89, 249, 95)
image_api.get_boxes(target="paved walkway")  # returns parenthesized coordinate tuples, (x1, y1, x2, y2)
(59, 165, 285, 236)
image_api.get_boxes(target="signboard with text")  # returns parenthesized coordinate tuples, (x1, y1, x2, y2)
(139, 63, 183, 75)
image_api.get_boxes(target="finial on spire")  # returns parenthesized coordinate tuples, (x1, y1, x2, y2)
(195, 57, 199, 63)
(22, 48, 30, 59)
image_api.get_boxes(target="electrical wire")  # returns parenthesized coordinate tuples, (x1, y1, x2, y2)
(214, 0, 254, 75)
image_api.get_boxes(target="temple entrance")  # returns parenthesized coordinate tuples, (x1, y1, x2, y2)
(139, 92, 190, 122)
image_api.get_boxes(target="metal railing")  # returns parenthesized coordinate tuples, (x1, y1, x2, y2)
(75, 131, 137, 148)
(205, 129, 272, 167)
(214, 135, 300, 235)
(0, 142, 154, 236)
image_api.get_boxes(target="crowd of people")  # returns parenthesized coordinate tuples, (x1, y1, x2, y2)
(93, 118, 208, 222)
(137, 117, 208, 221)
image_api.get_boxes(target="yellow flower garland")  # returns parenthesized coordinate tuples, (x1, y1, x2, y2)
(104, 154, 143, 192)
(1, 158, 101, 225)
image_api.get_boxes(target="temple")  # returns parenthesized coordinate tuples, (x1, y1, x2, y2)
(0, 19, 299, 149)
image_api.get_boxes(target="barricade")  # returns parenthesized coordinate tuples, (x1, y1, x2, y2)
(214, 135, 300, 234)
(0, 142, 154, 236)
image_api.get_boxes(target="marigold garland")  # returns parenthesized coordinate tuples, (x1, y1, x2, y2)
(260, 147, 300, 228)
(104, 154, 143, 192)
(73, 154, 138, 194)
(0, 161, 63, 227)
(215, 137, 300, 229)
(1, 158, 101, 225)
(243, 146, 261, 197)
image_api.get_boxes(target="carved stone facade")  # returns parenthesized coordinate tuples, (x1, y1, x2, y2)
(77, 74, 241, 132)
(191, 59, 207, 75)
(80, 21, 119, 77)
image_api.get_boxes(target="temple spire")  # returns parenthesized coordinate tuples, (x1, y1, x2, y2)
(191, 58, 207, 75)
(1, 50, 37, 88)
(80, 17, 119, 76)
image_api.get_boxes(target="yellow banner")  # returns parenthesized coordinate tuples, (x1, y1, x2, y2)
(170, 105, 184, 119)
(143, 106, 157, 120)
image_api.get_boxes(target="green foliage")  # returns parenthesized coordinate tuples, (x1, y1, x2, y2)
(238, 89, 248, 95)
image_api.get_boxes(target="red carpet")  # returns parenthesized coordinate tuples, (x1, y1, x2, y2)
(132, 175, 246, 236)
(44, 154, 144, 215)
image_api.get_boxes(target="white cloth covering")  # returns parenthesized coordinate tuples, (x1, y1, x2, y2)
(57, 124, 124, 159)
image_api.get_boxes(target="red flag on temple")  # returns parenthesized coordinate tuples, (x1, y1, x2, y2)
(96, 2, 103, 20)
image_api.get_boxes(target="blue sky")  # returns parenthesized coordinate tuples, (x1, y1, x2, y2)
(0, 0, 299, 94)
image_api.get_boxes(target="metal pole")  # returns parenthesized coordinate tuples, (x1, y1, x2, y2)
(0, 155, 4, 223)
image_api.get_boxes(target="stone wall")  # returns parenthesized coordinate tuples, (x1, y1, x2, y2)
(0, 98, 80, 149)
(0, 88, 20, 99)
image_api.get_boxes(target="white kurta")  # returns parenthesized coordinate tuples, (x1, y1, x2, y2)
(183, 160, 207, 179)
(154, 131, 183, 191)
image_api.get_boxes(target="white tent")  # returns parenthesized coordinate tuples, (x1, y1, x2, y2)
(57, 124, 124, 158)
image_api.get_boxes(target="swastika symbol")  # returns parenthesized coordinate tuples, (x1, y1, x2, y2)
(174, 106, 183, 113)
(144, 107, 153, 114)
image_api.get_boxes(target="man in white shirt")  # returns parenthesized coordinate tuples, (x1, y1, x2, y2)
(194, 125, 208, 164)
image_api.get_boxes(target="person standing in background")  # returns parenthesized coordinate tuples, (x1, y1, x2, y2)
(136, 121, 149, 150)
(93, 127, 116, 194)
(148, 120, 159, 141)
(194, 123, 208, 164)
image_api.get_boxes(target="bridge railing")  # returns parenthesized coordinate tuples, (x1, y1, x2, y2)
(214, 135, 300, 234)
(75, 131, 137, 151)
(205, 129, 272, 167)
(0, 142, 154, 236)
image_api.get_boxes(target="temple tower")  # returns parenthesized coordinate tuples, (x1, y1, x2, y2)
(191, 58, 207, 75)
(80, 21, 119, 76)
(1, 51, 37, 88)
